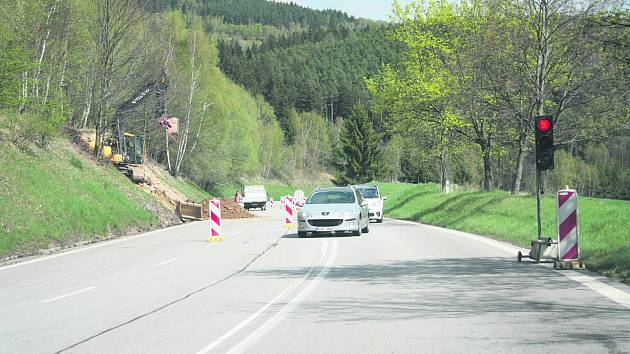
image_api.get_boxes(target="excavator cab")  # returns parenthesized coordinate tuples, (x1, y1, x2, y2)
(102, 132, 146, 183)
(124, 133, 145, 165)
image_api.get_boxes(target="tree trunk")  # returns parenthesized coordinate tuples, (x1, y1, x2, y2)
(34, 0, 61, 100)
(511, 127, 528, 194)
(482, 151, 493, 191)
(173, 30, 198, 176)
(58, 38, 69, 115)
(440, 148, 448, 191)
(165, 129, 172, 172)
(479, 136, 494, 191)
(19, 71, 28, 113)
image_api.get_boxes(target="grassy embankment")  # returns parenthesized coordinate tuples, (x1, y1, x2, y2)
(378, 183, 630, 283)
(0, 141, 163, 258)
(171, 179, 211, 202)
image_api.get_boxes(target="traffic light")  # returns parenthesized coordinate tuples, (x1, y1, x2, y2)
(535, 115, 554, 170)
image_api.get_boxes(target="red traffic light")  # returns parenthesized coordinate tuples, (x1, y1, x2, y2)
(536, 117, 552, 132)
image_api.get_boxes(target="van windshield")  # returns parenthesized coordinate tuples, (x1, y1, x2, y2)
(357, 187, 379, 198)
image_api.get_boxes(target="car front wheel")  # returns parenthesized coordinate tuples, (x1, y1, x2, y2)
(352, 219, 362, 236)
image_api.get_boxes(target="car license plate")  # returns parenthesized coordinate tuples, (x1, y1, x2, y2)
(317, 227, 333, 232)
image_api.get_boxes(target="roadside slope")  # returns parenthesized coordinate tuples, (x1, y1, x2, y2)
(0, 139, 171, 259)
(378, 183, 630, 283)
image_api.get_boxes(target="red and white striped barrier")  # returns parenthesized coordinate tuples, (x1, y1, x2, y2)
(557, 190, 579, 260)
(284, 196, 296, 228)
(208, 199, 223, 242)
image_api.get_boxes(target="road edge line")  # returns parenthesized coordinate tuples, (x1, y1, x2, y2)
(0, 222, 196, 272)
(387, 218, 630, 309)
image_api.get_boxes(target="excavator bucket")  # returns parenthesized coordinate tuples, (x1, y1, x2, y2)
(127, 164, 146, 184)
(176, 201, 203, 221)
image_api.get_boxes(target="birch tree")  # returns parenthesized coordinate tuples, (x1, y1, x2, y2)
(91, 0, 148, 158)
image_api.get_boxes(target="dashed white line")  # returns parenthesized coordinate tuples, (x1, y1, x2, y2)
(227, 238, 339, 354)
(156, 257, 179, 267)
(41, 287, 96, 303)
(195, 239, 331, 354)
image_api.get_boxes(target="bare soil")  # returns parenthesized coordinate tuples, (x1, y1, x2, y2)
(220, 198, 256, 219)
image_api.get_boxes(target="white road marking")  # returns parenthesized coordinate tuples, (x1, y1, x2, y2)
(389, 218, 527, 254)
(559, 271, 630, 310)
(156, 257, 179, 267)
(227, 238, 338, 354)
(0, 222, 194, 272)
(388, 218, 630, 309)
(41, 287, 96, 303)
(195, 239, 331, 354)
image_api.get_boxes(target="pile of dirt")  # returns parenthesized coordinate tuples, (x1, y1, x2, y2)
(220, 198, 255, 219)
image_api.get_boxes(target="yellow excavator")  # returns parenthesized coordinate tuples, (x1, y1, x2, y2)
(102, 73, 173, 183)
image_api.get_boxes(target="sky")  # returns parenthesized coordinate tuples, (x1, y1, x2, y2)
(275, 0, 415, 21)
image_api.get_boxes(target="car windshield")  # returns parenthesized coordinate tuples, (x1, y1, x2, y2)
(307, 190, 356, 204)
(357, 187, 379, 198)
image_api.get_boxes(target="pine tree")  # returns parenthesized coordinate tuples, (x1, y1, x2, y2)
(334, 105, 382, 185)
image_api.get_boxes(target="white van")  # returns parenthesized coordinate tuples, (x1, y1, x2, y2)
(242, 185, 268, 210)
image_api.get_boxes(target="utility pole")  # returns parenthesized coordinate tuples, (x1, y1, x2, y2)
(536, 168, 542, 240)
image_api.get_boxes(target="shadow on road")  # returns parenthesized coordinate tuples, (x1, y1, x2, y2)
(244, 257, 630, 350)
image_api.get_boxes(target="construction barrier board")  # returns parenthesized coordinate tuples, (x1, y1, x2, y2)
(557, 189, 579, 261)
(209, 199, 223, 242)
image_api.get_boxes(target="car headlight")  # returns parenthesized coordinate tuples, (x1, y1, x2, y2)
(298, 211, 311, 221)
(342, 212, 357, 221)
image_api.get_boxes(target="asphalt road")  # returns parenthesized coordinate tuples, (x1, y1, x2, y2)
(1, 207, 629, 354)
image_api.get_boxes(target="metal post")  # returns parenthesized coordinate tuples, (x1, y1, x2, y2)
(536, 168, 542, 240)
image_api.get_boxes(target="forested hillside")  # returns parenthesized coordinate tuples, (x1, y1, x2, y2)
(218, 27, 404, 138)
(1, 0, 628, 200)
(170, 0, 403, 140)
(169, 0, 356, 28)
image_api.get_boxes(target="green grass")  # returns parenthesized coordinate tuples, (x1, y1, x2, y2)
(378, 182, 630, 283)
(0, 141, 159, 258)
(163, 175, 212, 202)
(175, 179, 212, 202)
(211, 182, 243, 199)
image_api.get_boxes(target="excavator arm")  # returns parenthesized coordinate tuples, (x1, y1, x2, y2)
(104, 72, 170, 183)
(109, 72, 169, 165)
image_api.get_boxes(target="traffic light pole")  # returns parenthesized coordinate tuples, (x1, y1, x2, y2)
(536, 168, 542, 240)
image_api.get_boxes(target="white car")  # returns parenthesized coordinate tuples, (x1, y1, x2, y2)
(297, 187, 370, 237)
(354, 185, 386, 223)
